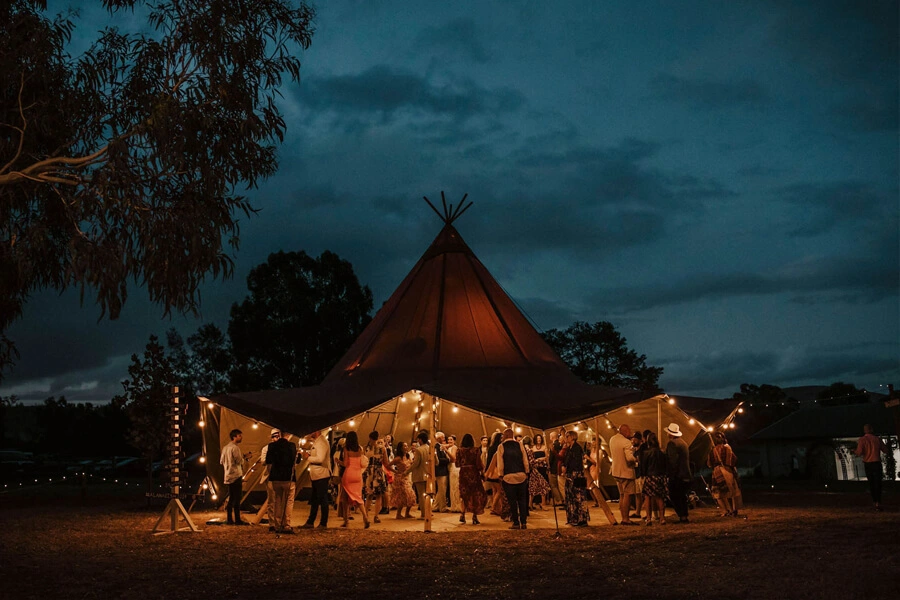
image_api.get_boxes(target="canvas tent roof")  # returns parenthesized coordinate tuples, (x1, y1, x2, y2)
(212, 220, 649, 433)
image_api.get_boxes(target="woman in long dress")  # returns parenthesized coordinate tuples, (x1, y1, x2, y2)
(363, 431, 389, 524)
(447, 435, 462, 512)
(485, 431, 509, 519)
(340, 431, 370, 528)
(455, 434, 486, 524)
(708, 431, 743, 517)
(531, 434, 551, 508)
(560, 431, 590, 526)
(389, 441, 416, 519)
(523, 436, 551, 510)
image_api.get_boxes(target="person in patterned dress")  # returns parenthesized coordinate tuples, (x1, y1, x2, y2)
(560, 430, 590, 526)
(455, 434, 486, 524)
(522, 436, 551, 510)
(388, 441, 416, 519)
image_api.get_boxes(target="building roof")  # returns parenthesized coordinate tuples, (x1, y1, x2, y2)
(750, 401, 897, 440)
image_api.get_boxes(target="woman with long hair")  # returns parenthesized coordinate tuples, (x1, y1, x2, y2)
(639, 432, 668, 525)
(485, 431, 509, 519)
(455, 434, 486, 524)
(531, 433, 551, 508)
(560, 430, 590, 526)
(363, 431, 390, 524)
(708, 431, 743, 517)
(447, 434, 462, 512)
(340, 431, 370, 528)
(388, 441, 416, 519)
(522, 435, 551, 510)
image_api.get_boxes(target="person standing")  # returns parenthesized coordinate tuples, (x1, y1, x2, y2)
(639, 432, 668, 525)
(560, 430, 590, 526)
(707, 431, 743, 517)
(665, 423, 692, 523)
(259, 429, 279, 530)
(547, 431, 565, 506)
(220, 428, 250, 525)
(484, 431, 508, 518)
(447, 434, 461, 512)
(609, 424, 637, 525)
(409, 430, 431, 518)
(496, 428, 530, 529)
(433, 432, 451, 512)
(531, 433, 552, 509)
(301, 429, 331, 529)
(339, 431, 370, 529)
(363, 431, 389, 524)
(522, 436, 550, 510)
(456, 434, 486, 524)
(389, 441, 417, 519)
(854, 424, 889, 511)
(265, 429, 298, 533)
(480, 435, 491, 505)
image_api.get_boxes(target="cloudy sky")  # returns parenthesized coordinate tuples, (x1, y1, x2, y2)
(4, 0, 898, 403)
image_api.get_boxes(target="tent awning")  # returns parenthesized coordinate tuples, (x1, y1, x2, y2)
(211, 368, 650, 434)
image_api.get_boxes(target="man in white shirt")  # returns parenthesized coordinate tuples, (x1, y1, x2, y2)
(609, 424, 637, 525)
(220, 428, 250, 525)
(301, 429, 333, 528)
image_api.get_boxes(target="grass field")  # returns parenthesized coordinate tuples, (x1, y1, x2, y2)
(0, 481, 897, 599)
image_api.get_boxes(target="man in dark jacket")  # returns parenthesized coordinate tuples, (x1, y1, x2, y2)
(265, 429, 298, 533)
(665, 423, 692, 523)
(497, 428, 530, 529)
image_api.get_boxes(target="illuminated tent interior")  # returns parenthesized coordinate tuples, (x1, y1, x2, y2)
(197, 198, 740, 499)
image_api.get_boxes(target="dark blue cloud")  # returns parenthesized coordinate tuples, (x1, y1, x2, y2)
(651, 74, 770, 110)
(413, 17, 490, 64)
(763, 0, 898, 132)
(297, 66, 525, 121)
(779, 181, 893, 236)
(659, 344, 899, 396)
(592, 254, 897, 312)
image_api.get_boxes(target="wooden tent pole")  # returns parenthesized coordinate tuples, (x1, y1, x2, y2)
(424, 396, 436, 532)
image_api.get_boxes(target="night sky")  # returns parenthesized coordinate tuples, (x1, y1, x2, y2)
(3, 1, 898, 403)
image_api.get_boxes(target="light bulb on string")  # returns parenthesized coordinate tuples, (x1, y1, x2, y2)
(626, 407, 633, 414)
(207, 401, 214, 410)
(198, 420, 205, 428)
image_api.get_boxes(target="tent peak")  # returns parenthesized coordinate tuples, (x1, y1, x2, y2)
(424, 191, 472, 225)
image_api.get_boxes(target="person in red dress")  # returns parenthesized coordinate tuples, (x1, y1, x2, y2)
(455, 434, 486, 524)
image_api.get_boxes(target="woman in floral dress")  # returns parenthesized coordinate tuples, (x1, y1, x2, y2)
(363, 431, 389, 524)
(455, 434, 486, 524)
(560, 430, 590, 526)
(522, 436, 551, 510)
(388, 441, 416, 519)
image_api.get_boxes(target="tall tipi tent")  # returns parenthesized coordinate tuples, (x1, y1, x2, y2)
(201, 196, 647, 489)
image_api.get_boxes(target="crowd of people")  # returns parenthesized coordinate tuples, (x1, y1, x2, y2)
(219, 421, 749, 533)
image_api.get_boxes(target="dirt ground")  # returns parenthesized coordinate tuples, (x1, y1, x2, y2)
(1, 483, 897, 600)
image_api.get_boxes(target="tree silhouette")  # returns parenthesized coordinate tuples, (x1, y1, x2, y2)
(0, 0, 315, 379)
(112, 335, 177, 482)
(228, 250, 373, 391)
(543, 320, 663, 391)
